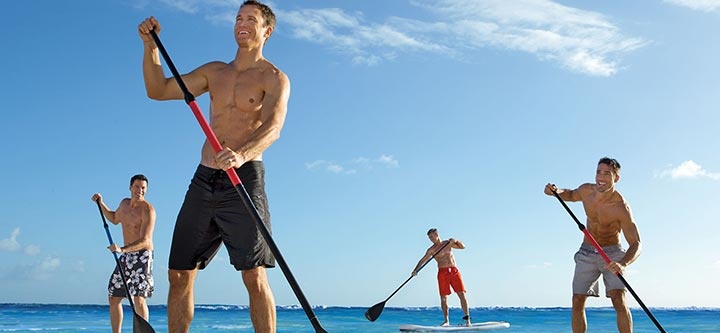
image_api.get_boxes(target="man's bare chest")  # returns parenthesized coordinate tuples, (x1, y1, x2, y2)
(208, 71, 265, 112)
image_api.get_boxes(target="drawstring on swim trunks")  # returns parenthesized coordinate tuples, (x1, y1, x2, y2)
(208, 169, 225, 192)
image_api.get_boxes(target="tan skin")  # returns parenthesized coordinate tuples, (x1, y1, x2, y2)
(138, 4, 289, 333)
(544, 162, 641, 333)
(92, 179, 156, 333)
(412, 231, 471, 327)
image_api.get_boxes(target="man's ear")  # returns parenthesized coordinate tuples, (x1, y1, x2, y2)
(264, 26, 274, 39)
(615, 174, 620, 183)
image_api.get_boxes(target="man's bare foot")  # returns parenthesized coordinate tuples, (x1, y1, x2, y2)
(440, 320, 449, 327)
(462, 315, 472, 327)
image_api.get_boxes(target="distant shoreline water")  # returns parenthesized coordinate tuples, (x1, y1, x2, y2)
(2, 303, 719, 332)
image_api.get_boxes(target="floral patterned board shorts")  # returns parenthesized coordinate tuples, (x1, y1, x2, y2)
(108, 250, 154, 298)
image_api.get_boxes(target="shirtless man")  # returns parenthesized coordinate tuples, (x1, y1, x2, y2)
(412, 228, 471, 327)
(544, 157, 641, 333)
(92, 174, 156, 333)
(137, 1, 289, 332)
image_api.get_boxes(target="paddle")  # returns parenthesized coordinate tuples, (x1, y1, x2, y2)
(365, 240, 453, 322)
(550, 190, 666, 333)
(95, 200, 155, 333)
(147, 30, 327, 333)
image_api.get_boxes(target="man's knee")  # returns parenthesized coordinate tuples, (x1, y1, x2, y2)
(572, 294, 588, 309)
(242, 267, 270, 293)
(133, 296, 147, 306)
(108, 296, 123, 305)
(607, 289, 627, 304)
(168, 269, 196, 289)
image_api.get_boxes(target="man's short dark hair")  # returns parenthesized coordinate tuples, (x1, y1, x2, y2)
(427, 228, 438, 235)
(130, 174, 148, 186)
(242, 0, 276, 29)
(598, 157, 621, 175)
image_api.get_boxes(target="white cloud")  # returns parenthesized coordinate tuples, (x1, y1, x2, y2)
(0, 228, 21, 252)
(24, 245, 41, 256)
(278, 0, 645, 75)
(305, 160, 357, 174)
(153, 0, 643, 76)
(418, 0, 645, 76)
(377, 154, 400, 168)
(306, 154, 399, 174)
(657, 160, 720, 180)
(526, 262, 553, 269)
(665, 0, 720, 12)
(0, 256, 62, 281)
(1, 228, 41, 256)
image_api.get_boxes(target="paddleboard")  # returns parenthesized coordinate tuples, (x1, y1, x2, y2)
(399, 321, 510, 332)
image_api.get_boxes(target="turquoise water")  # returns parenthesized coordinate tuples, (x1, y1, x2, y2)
(1, 304, 718, 332)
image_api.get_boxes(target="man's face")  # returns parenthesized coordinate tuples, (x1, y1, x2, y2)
(234, 5, 271, 46)
(130, 180, 147, 200)
(595, 163, 619, 193)
(428, 231, 440, 243)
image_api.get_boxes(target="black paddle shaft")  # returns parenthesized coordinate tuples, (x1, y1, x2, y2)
(95, 200, 155, 333)
(365, 240, 453, 322)
(147, 30, 327, 333)
(550, 190, 667, 333)
(389, 240, 452, 301)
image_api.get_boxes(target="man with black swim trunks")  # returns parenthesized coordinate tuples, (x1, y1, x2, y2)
(137, 1, 288, 332)
(92, 174, 156, 333)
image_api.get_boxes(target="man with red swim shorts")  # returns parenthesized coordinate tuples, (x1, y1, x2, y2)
(412, 228, 471, 327)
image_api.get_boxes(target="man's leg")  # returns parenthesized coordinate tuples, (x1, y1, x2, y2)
(457, 291, 471, 326)
(168, 269, 198, 333)
(572, 294, 588, 333)
(133, 296, 149, 320)
(440, 295, 449, 326)
(243, 266, 276, 333)
(109, 296, 123, 333)
(608, 289, 633, 333)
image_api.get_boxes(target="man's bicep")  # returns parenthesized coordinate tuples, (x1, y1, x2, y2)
(621, 208, 641, 245)
(261, 73, 290, 123)
(140, 207, 156, 237)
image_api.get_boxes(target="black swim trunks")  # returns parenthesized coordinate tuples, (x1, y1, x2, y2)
(169, 162, 275, 271)
(108, 250, 154, 298)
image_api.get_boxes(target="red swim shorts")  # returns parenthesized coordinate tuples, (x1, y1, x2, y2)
(437, 266, 466, 296)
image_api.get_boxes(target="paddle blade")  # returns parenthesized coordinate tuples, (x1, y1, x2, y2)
(133, 313, 155, 333)
(365, 301, 386, 322)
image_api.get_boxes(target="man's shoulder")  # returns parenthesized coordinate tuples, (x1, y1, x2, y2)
(260, 59, 289, 81)
(576, 183, 595, 195)
(198, 61, 231, 74)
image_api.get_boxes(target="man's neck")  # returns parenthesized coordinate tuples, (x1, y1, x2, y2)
(595, 188, 617, 202)
(130, 198, 144, 207)
(233, 47, 264, 70)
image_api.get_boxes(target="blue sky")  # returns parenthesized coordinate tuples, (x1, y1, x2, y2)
(1, 0, 719, 310)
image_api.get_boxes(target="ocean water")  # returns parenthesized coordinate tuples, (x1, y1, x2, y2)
(1, 304, 718, 332)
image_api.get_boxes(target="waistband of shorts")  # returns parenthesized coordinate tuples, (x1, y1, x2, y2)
(197, 161, 264, 173)
(438, 266, 458, 273)
(121, 249, 153, 255)
(579, 243, 623, 253)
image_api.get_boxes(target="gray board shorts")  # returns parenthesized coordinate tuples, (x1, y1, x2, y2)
(572, 243, 626, 297)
